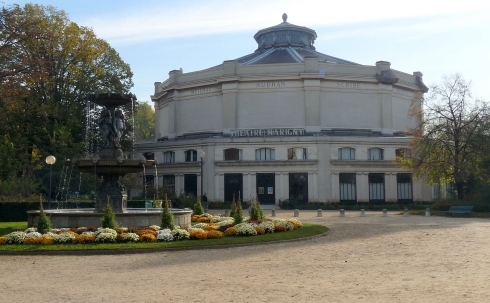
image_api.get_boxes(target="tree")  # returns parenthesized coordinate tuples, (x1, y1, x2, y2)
(134, 102, 155, 143)
(399, 74, 490, 199)
(0, 4, 133, 186)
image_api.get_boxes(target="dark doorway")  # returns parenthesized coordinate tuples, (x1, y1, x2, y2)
(224, 173, 243, 203)
(257, 173, 275, 204)
(184, 174, 197, 197)
(289, 173, 308, 203)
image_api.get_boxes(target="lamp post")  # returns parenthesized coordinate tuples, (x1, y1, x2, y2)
(198, 151, 205, 212)
(45, 155, 56, 209)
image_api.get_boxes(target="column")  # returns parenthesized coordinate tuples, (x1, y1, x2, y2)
(331, 173, 340, 202)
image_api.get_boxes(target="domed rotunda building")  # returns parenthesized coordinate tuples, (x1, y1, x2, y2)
(136, 14, 433, 206)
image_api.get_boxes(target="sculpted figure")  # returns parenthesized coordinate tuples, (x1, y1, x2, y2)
(113, 109, 125, 146)
(98, 109, 113, 147)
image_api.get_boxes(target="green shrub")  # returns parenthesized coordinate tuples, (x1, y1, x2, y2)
(193, 197, 204, 215)
(233, 196, 243, 225)
(101, 203, 118, 229)
(249, 198, 265, 221)
(37, 203, 52, 234)
(160, 200, 175, 229)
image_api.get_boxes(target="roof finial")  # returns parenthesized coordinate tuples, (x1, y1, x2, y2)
(282, 13, 288, 22)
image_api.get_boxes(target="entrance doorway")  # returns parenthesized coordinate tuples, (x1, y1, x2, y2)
(256, 173, 275, 204)
(224, 174, 243, 203)
(184, 174, 197, 197)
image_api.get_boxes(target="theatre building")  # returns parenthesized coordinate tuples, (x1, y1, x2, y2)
(135, 14, 434, 206)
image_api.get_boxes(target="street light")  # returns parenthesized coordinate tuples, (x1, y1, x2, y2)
(45, 155, 56, 209)
(198, 151, 205, 212)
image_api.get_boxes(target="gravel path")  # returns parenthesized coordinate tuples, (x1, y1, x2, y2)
(1, 210, 489, 303)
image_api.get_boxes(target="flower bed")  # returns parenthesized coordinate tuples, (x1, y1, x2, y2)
(0, 214, 302, 245)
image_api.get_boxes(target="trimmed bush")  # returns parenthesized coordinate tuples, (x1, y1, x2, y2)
(160, 200, 175, 229)
(101, 203, 118, 229)
(193, 198, 204, 215)
(37, 204, 52, 234)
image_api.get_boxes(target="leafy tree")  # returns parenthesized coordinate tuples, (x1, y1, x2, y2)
(134, 102, 155, 143)
(0, 4, 133, 182)
(399, 74, 490, 199)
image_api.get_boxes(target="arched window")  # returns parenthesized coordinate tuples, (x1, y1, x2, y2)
(163, 151, 175, 163)
(255, 148, 275, 160)
(338, 148, 355, 160)
(184, 149, 197, 162)
(368, 148, 384, 160)
(223, 148, 242, 160)
(288, 148, 307, 160)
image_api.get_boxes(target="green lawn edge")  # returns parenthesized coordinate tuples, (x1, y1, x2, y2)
(0, 223, 328, 255)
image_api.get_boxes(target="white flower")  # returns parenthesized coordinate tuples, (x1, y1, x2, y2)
(121, 233, 139, 242)
(94, 228, 117, 237)
(235, 223, 257, 236)
(53, 233, 75, 243)
(259, 221, 275, 234)
(171, 228, 190, 240)
(192, 223, 208, 229)
(26, 232, 42, 238)
(95, 232, 116, 243)
(24, 227, 37, 233)
(6, 231, 27, 244)
(81, 231, 95, 235)
(157, 229, 174, 241)
(273, 219, 294, 231)
(149, 225, 161, 231)
(287, 218, 303, 228)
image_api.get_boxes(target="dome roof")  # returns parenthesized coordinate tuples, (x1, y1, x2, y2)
(212, 14, 358, 67)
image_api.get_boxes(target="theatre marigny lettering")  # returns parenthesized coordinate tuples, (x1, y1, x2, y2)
(230, 128, 306, 137)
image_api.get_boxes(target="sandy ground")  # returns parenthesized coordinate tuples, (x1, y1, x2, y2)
(1, 210, 490, 303)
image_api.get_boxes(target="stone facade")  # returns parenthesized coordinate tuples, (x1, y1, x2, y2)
(136, 15, 433, 205)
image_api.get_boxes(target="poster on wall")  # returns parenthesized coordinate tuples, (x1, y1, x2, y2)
(267, 187, 273, 194)
(258, 187, 264, 194)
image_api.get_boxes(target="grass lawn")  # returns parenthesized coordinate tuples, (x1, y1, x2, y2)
(0, 223, 328, 253)
(0, 222, 27, 236)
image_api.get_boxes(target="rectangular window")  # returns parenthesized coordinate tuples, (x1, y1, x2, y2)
(162, 174, 175, 196)
(288, 148, 307, 160)
(397, 173, 413, 202)
(255, 148, 275, 160)
(143, 152, 155, 160)
(289, 173, 308, 203)
(185, 150, 197, 162)
(433, 184, 441, 199)
(338, 148, 355, 160)
(369, 174, 385, 202)
(339, 173, 356, 202)
(163, 151, 175, 163)
(224, 148, 242, 160)
(368, 148, 384, 160)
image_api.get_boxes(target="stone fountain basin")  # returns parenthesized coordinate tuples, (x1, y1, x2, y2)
(75, 159, 156, 174)
(27, 208, 192, 228)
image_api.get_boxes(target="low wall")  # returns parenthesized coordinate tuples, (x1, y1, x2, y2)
(27, 209, 192, 228)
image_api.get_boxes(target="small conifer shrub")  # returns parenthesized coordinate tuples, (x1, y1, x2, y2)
(249, 198, 265, 221)
(101, 203, 118, 229)
(37, 203, 52, 234)
(233, 196, 243, 225)
(160, 200, 175, 229)
(193, 197, 204, 215)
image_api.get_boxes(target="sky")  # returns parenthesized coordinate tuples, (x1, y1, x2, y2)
(4, 0, 490, 103)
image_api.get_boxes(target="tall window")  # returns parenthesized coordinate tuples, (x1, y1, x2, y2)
(162, 175, 175, 195)
(338, 148, 355, 160)
(289, 173, 308, 203)
(288, 148, 307, 160)
(185, 149, 197, 162)
(224, 148, 242, 160)
(397, 173, 413, 202)
(369, 174, 385, 202)
(396, 148, 411, 158)
(163, 151, 175, 163)
(255, 148, 275, 160)
(368, 148, 384, 160)
(339, 173, 356, 202)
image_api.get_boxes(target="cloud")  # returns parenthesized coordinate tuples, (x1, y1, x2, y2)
(83, 0, 490, 45)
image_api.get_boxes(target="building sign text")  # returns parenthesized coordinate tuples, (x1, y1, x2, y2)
(230, 128, 306, 137)
(191, 87, 212, 94)
(337, 82, 360, 89)
(256, 81, 286, 88)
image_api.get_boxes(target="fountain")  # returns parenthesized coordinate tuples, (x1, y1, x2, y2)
(27, 93, 192, 228)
